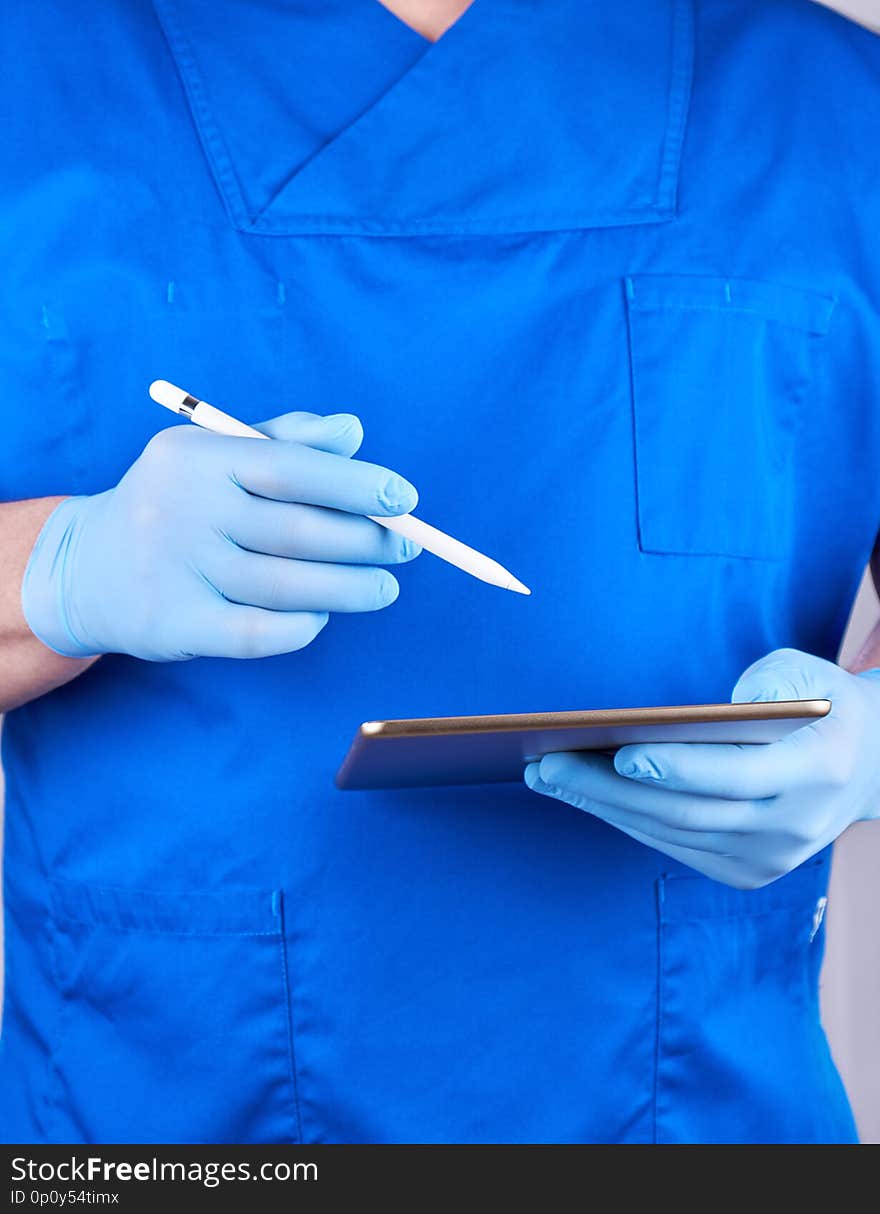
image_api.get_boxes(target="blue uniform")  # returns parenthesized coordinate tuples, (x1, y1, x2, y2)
(2, 0, 879, 1143)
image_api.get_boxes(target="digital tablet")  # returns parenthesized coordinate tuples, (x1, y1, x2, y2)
(335, 699, 831, 790)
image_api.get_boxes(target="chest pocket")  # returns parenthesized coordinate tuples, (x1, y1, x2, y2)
(624, 275, 835, 561)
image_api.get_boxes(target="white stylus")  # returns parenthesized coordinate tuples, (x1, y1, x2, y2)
(148, 380, 531, 595)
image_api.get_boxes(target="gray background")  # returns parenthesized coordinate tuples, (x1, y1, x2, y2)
(819, 0, 880, 27)
(0, 0, 878, 1144)
(824, 573, 880, 1143)
(790, 0, 880, 1146)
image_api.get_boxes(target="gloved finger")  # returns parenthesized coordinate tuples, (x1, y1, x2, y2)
(228, 438, 419, 517)
(214, 549, 401, 614)
(253, 412, 364, 457)
(530, 752, 758, 834)
(528, 776, 739, 856)
(524, 762, 737, 859)
(731, 647, 841, 705)
(196, 605, 330, 659)
(613, 733, 827, 800)
(607, 821, 755, 886)
(226, 497, 421, 565)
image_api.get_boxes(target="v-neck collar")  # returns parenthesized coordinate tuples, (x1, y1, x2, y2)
(153, 0, 695, 236)
(370, 0, 480, 46)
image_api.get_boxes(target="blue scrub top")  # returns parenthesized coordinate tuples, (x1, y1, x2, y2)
(1, 0, 879, 1144)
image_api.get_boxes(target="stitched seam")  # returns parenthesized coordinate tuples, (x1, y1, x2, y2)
(661, 904, 821, 926)
(638, 544, 782, 563)
(626, 280, 650, 559)
(654, 877, 664, 1146)
(48, 917, 280, 939)
(255, 204, 670, 227)
(49, 879, 280, 936)
(248, 205, 675, 238)
(656, 0, 696, 213)
(623, 279, 647, 555)
(627, 301, 832, 335)
(277, 894, 304, 1145)
(152, 0, 253, 229)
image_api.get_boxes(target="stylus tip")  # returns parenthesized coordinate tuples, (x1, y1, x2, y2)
(507, 577, 531, 596)
(149, 379, 188, 413)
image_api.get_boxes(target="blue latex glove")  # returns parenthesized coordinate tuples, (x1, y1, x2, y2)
(22, 411, 420, 661)
(525, 649, 880, 889)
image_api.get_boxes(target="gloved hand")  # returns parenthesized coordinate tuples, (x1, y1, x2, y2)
(22, 411, 420, 661)
(525, 649, 880, 889)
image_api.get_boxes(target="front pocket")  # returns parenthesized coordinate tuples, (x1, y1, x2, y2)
(44, 880, 300, 1144)
(654, 856, 856, 1144)
(25, 263, 286, 499)
(625, 275, 835, 560)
